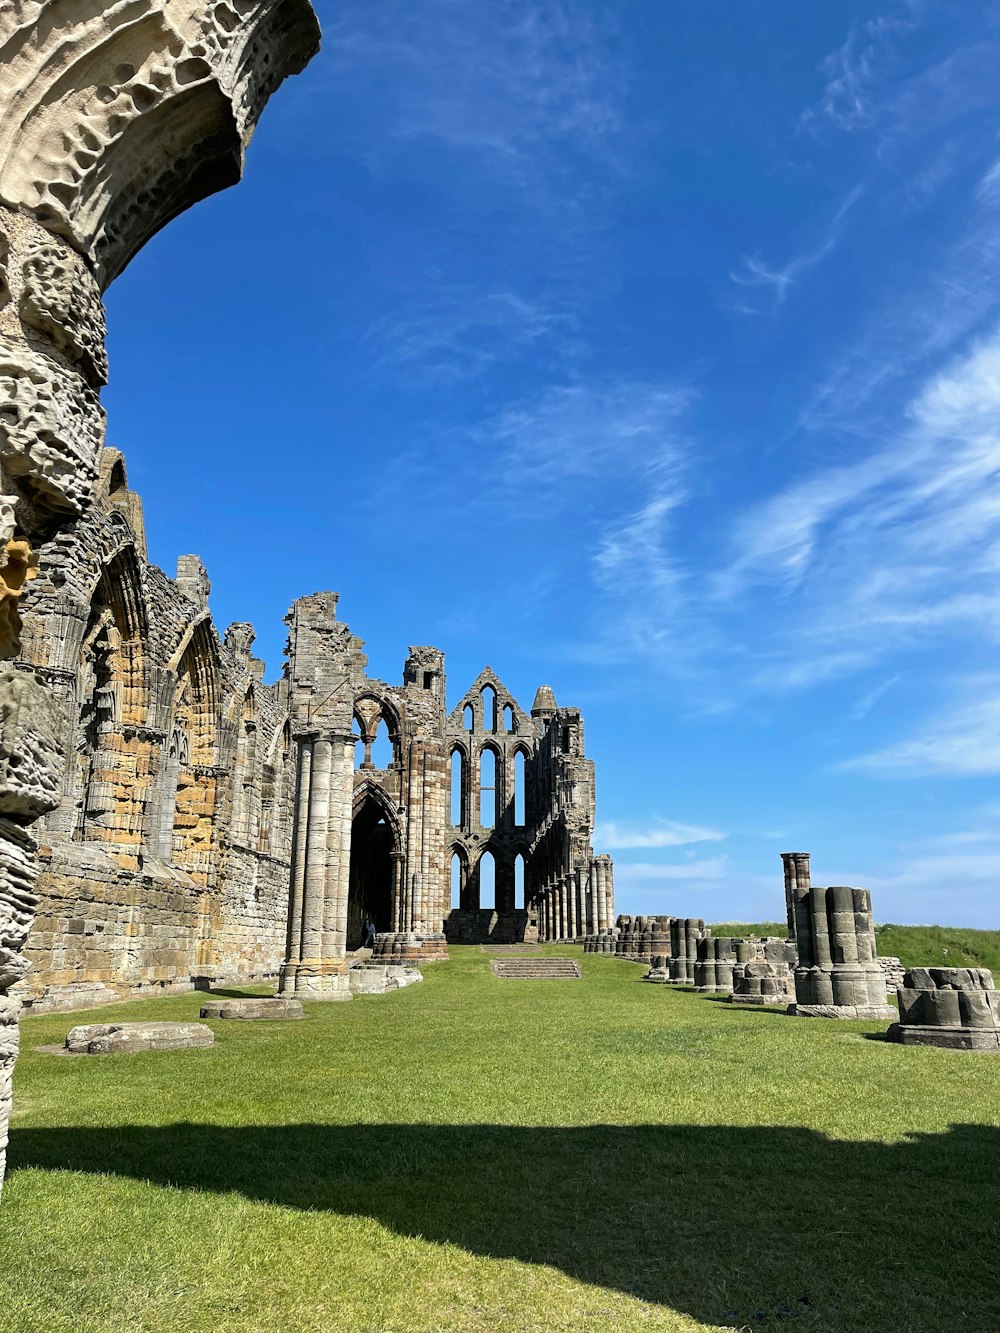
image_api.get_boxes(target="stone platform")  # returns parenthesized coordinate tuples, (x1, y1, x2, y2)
(491, 958, 582, 980)
(64, 1022, 214, 1055)
(200, 998, 303, 1021)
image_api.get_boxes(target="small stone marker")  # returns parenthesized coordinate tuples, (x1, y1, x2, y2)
(199, 998, 304, 1020)
(348, 965, 423, 994)
(65, 1022, 214, 1054)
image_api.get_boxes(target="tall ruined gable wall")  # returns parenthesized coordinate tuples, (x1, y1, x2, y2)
(17, 464, 296, 1011)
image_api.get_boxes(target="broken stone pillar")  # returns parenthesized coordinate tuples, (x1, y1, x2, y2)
(888, 968, 1000, 1050)
(780, 851, 810, 941)
(279, 732, 353, 1000)
(730, 960, 796, 1007)
(790, 885, 895, 1019)
(694, 937, 742, 992)
(668, 918, 705, 984)
(0, 0, 320, 1195)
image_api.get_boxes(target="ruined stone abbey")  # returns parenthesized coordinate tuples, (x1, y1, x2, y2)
(1, 0, 994, 1206)
(13, 454, 613, 1013)
(0, 1, 619, 1182)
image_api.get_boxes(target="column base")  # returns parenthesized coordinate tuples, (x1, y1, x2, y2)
(278, 959, 352, 1001)
(887, 1022, 1000, 1051)
(788, 1003, 896, 1020)
(371, 932, 448, 966)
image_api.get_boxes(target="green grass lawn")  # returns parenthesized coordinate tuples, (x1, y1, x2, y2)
(2, 946, 998, 1333)
(712, 921, 1000, 972)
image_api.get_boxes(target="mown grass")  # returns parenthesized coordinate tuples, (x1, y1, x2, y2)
(1, 945, 998, 1333)
(712, 921, 1000, 972)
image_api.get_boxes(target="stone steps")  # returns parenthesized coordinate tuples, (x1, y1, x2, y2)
(491, 958, 582, 980)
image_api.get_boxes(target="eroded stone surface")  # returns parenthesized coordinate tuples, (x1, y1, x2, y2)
(199, 997, 303, 1020)
(64, 1020, 214, 1054)
(788, 866, 895, 1020)
(888, 968, 1000, 1051)
(0, 0, 320, 1196)
(348, 966, 423, 995)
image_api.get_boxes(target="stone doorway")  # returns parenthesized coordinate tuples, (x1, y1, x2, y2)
(347, 794, 396, 950)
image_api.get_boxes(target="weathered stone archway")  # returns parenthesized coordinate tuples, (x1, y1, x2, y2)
(348, 786, 401, 950)
(0, 0, 321, 1192)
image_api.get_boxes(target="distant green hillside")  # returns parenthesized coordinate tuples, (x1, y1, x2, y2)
(710, 921, 1000, 973)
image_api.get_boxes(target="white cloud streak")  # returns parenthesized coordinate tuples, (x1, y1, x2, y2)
(841, 679, 1000, 776)
(593, 819, 725, 849)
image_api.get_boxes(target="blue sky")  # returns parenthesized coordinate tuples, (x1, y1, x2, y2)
(103, 1, 1000, 926)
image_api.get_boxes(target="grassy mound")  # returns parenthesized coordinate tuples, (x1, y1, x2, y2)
(1, 945, 997, 1333)
(712, 921, 1000, 972)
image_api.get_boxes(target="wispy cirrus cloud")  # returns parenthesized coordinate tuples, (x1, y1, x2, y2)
(326, 0, 627, 180)
(481, 379, 691, 492)
(840, 678, 1000, 777)
(593, 818, 725, 849)
(728, 185, 864, 313)
(717, 328, 1000, 649)
(368, 286, 579, 385)
(613, 857, 730, 884)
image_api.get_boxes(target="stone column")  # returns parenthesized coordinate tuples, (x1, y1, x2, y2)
(279, 733, 352, 1001)
(790, 884, 894, 1019)
(780, 851, 810, 941)
(595, 858, 608, 932)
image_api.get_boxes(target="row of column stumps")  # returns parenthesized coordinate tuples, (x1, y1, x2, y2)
(538, 854, 613, 943)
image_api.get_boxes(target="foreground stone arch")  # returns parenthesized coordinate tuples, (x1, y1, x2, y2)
(0, 0, 320, 1191)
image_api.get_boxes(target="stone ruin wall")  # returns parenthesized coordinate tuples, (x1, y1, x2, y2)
(16, 452, 296, 1011)
(0, 0, 321, 1189)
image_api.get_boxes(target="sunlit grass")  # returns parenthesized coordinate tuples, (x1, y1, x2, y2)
(1, 946, 997, 1333)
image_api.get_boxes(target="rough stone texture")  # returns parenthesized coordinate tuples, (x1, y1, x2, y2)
(780, 851, 809, 942)
(0, 0, 320, 1193)
(278, 597, 615, 1002)
(788, 861, 895, 1020)
(583, 928, 619, 955)
(16, 470, 297, 1013)
(878, 955, 906, 993)
(888, 968, 1000, 1051)
(490, 957, 582, 980)
(695, 936, 796, 995)
(729, 959, 796, 1007)
(64, 1020, 214, 1054)
(348, 965, 423, 995)
(199, 997, 303, 1020)
(615, 914, 674, 964)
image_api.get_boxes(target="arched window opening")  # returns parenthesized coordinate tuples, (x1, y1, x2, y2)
(464, 703, 474, 731)
(482, 684, 497, 732)
(515, 853, 525, 909)
(450, 749, 464, 826)
(352, 726, 363, 770)
(561, 726, 571, 754)
(514, 750, 526, 826)
(108, 458, 127, 499)
(479, 850, 495, 911)
(451, 852, 462, 910)
(503, 704, 515, 732)
(479, 748, 496, 827)
(370, 718, 394, 769)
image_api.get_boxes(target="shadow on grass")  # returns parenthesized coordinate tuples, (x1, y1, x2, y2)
(11, 1120, 999, 1331)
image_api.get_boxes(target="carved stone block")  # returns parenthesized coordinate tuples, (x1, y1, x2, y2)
(0, 340, 103, 517)
(0, 668, 64, 818)
(64, 1021, 215, 1054)
(888, 968, 1000, 1051)
(19, 238, 108, 385)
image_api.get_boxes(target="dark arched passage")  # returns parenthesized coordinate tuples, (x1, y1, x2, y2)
(347, 791, 398, 949)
